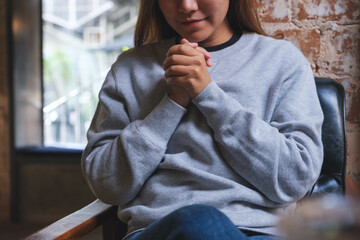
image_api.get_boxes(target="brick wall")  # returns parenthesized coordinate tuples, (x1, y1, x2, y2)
(257, 0, 360, 185)
(0, 0, 10, 221)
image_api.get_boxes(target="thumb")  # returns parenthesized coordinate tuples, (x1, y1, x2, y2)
(180, 38, 213, 67)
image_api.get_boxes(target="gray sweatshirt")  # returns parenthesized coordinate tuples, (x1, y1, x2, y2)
(81, 32, 324, 236)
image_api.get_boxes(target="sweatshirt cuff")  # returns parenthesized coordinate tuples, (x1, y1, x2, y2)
(192, 81, 244, 130)
(136, 94, 187, 149)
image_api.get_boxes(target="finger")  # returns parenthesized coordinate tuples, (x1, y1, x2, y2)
(180, 38, 198, 48)
(166, 76, 189, 89)
(181, 41, 212, 67)
(167, 40, 212, 66)
(180, 38, 189, 44)
(206, 60, 213, 67)
(163, 54, 195, 70)
(195, 47, 213, 67)
(164, 65, 190, 79)
(195, 46, 211, 59)
(180, 39, 211, 62)
(205, 59, 213, 67)
(178, 40, 213, 67)
(166, 44, 200, 57)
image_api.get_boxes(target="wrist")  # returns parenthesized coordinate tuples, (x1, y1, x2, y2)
(168, 92, 190, 108)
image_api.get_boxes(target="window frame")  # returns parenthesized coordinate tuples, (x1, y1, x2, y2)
(12, 0, 43, 148)
(9, 0, 84, 221)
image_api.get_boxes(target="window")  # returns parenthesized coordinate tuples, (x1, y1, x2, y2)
(12, 0, 139, 149)
(43, 0, 139, 147)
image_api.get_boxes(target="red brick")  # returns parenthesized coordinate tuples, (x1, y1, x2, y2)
(257, 0, 291, 23)
(345, 87, 360, 124)
(318, 26, 360, 78)
(347, 125, 360, 186)
(272, 28, 321, 67)
(293, 0, 360, 21)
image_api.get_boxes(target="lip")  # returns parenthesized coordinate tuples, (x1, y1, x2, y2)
(181, 18, 204, 26)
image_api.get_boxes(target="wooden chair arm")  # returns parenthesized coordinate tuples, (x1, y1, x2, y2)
(23, 199, 122, 240)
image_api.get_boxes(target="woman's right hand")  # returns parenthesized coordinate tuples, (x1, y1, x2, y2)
(166, 39, 212, 108)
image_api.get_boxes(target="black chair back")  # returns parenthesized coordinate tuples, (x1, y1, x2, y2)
(308, 77, 347, 196)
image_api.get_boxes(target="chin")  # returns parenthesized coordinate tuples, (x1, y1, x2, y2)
(179, 30, 210, 44)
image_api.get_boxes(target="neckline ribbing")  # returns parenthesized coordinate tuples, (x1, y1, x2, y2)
(204, 33, 242, 52)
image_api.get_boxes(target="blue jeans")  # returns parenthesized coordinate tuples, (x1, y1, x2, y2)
(124, 204, 280, 240)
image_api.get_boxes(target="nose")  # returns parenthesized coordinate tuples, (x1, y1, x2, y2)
(179, 0, 198, 13)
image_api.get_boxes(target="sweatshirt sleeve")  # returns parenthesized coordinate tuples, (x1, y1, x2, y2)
(192, 64, 324, 204)
(81, 66, 187, 206)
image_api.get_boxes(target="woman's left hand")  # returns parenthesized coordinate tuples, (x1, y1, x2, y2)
(163, 39, 212, 99)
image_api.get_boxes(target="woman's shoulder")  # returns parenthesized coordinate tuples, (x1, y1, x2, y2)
(252, 33, 309, 66)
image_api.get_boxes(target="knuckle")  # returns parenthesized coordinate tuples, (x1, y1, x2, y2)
(190, 67, 200, 75)
(169, 65, 177, 72)
(179, 45, 186, 52)
(170, 55, 177, 62)
(194, 58, 202, 66)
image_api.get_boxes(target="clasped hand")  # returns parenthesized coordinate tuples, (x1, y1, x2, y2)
(163, 38, 212, 107)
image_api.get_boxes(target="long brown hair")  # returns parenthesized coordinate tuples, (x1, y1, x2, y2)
(134, 0, 266, 46)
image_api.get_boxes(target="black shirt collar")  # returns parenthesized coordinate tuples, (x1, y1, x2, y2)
(175, 32, 242, 52)
(204, 33, 242, 52)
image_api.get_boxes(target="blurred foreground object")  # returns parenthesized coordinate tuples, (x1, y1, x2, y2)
(279, 194, 360, 240)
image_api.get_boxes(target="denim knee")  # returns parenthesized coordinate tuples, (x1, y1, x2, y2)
(164, 204, 242, 240)
(167, 204, 225, 224)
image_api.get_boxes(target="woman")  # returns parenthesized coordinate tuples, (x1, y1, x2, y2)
(81, 0, 324, 239)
